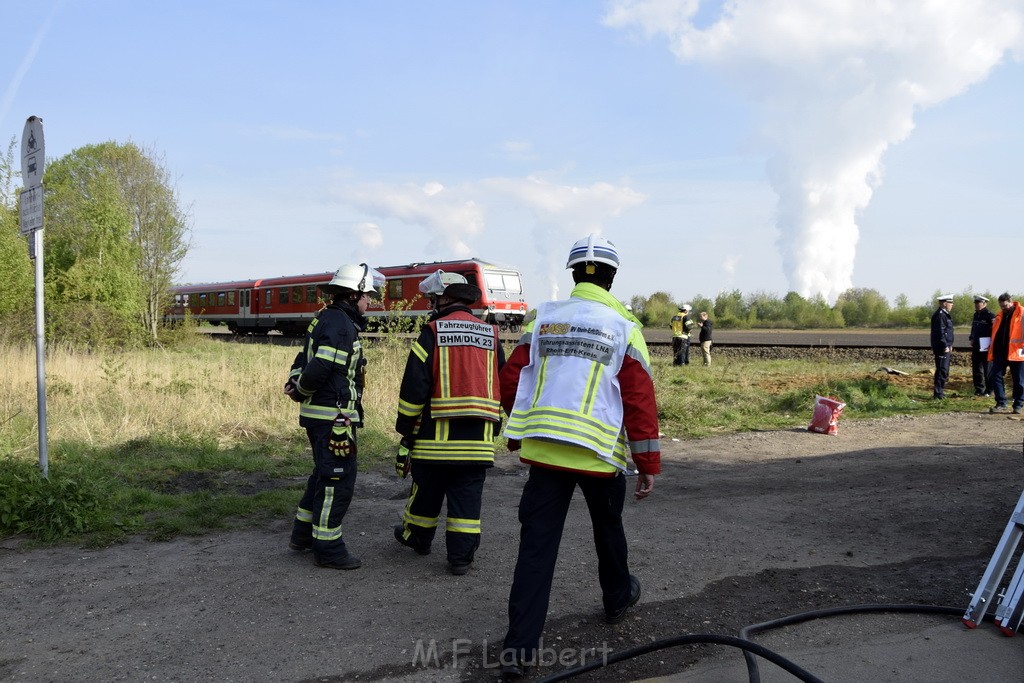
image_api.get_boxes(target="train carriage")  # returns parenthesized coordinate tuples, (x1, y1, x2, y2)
(167, 258, 529, 335)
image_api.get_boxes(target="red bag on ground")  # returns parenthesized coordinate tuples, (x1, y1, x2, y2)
(808, 395, 846, 435)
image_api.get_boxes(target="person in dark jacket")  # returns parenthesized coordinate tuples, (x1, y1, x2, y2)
(698, 311, 714, 366)
(393, 270, 505, 575)
(969, 295, 996, 397)
(285, 263, 384, 570)
(930, 295, 955, 399)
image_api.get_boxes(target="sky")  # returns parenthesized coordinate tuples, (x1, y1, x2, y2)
(3, 0, 1023, 309)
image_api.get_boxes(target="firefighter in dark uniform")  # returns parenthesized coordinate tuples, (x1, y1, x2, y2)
(285, 263, 384, 570)
(393, 270, 505, 575)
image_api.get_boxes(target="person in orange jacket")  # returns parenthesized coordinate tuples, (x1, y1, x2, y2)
(987, 292, 1024, 414)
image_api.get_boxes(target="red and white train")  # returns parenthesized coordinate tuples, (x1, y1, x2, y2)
(166, 258, 529, 335)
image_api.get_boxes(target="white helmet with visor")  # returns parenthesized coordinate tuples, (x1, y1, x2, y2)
(325, 263, 386, 297)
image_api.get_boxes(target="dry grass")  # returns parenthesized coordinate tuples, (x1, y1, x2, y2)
(0, 339, 411, 459)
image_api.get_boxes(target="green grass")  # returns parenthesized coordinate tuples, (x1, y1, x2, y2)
(653, 356, 964, 438)
(2, 343, 967, 545)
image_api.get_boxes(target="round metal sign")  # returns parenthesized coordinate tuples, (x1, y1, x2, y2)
(21, 116, 45, 187)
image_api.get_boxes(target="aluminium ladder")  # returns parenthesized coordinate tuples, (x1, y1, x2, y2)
(963, 488, 1024, 636)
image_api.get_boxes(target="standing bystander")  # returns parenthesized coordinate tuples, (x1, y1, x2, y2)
(969, 295, 996, 397)
(987, 293, 1024, 414)
(930, 295, 955, 399)
(697, 311, 713, 366)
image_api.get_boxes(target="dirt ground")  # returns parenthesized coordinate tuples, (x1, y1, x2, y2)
(3, 410, 1024, 682)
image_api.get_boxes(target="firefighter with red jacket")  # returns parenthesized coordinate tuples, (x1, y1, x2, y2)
(497, 235, 661, 678)
(285, 263, 384, 570)
(393, 270, 505, 575)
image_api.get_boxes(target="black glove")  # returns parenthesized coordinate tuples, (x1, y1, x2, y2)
(284, 380, 304, 403)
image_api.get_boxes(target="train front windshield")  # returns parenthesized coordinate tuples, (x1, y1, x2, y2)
(484, 271, 523, 298)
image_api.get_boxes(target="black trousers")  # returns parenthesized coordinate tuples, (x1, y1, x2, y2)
(290, 422, 358, 563)
(933, 352, 950, 398)
(972, 350, 992, 394)
(399, 462, 486, 564)
(672, 337, 686, 365)
(503, 466, 630, 658)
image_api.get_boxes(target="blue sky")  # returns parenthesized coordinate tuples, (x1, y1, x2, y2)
(3, 1, 1023, 309)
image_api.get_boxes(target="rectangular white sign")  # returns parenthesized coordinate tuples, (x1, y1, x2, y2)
(19, 185, 43, 235)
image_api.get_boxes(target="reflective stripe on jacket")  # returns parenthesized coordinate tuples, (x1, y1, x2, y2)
(503, 283, 649, 473)
(290, 302, 365, 425)
(428, 312, 501, 420)
(396, 305, 504, 464)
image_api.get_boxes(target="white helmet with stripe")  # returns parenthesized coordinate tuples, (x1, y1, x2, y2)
(566, 234, 620, 270)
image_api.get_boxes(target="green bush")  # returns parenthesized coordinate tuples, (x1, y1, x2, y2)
(0, 459, 112, 541)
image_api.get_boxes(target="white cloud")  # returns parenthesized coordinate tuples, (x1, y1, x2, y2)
(334, 181, 483, 257)
(606, 0, 1024, 303)
(352, 222, 382, 249)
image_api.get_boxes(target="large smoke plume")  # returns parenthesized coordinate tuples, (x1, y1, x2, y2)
(606, 0, 1024, 302)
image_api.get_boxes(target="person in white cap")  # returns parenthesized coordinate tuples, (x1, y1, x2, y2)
(930, 295, 954, 399)
(968, 295, 996, 397)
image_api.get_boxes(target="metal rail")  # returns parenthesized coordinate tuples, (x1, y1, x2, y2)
(205, 327, 948, 352)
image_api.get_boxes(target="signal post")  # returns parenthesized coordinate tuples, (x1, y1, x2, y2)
(20, 115, 48, 479)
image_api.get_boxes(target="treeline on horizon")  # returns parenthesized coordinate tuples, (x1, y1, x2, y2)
(628, 289, 994, 330)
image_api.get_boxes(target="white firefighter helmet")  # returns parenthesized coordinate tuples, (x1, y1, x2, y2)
(418, 270, 468, 296)
(325, 263, 386, 297)
(566, 234, 620, 269)
(682, 304, 692, 312)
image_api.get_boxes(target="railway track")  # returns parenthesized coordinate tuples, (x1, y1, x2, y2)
(208, 327, 952, 352)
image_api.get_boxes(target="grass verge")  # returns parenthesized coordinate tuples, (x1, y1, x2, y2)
(1, 339, 971, 544)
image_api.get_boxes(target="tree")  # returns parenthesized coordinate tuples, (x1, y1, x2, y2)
(43, 142, 190, 344)
(714, 289, 746, 328)
(106, 144, 191, 340)
(835, 288, 890, 327)
(0, 139, 34, 340)
(634, 291, 676, 328)
(44, 152, 142, 346)
(745, 290, 787, 327)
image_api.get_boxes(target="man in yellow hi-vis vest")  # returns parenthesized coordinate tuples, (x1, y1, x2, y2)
(497, 234, 662, 678)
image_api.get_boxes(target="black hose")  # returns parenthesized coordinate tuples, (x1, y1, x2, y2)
(532, 603, 977, 683)
(739, 603, 968, 683)
(532, 633, 825, 683)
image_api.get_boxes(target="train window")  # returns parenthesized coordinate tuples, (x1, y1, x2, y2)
(503, 273, 523, 294)
(200, 293, 208, 306)
(279, 288, 289, 305)
(306, 285, 317, 304)
(387, 279, 403, 300)
(217, 292, 226, 306)
(484, 273, 505, 291)
(484, 272, 522, 294)
(227, 291, 236, 306)
(265, 290, 271, 307)
(292, 286, 303, 304)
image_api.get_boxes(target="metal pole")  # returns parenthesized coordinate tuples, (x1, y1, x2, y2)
(33, 227, 48, 479)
